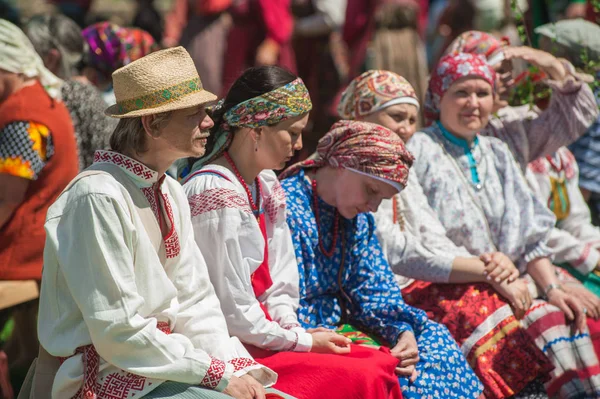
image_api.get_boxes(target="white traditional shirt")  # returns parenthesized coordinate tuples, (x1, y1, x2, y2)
(38, 151, 276, 399)
(407, 124, 556, 271)
(183, 165, 312, 353)
(373, 171, 471, 288)
(528, 147, 600, 275)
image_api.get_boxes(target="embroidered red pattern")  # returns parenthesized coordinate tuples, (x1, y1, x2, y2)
(228, 358, 258, 372)
(94, 151, 156, 181)
(97, 372, 147, 399)
(263, 182, 286, 224)
(188, 188, 252, 217)
(161, 193, 180, 258)
(573, 242, 593, 268)
(528, 158, 548, 174)
(200, 356, 227, 389)
(141, 187, 159, 219)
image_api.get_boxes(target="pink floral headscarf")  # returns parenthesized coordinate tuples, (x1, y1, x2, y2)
(424, 53, 496, 126)
(337, 70, 420, 120)
(280, 120, 414, 189)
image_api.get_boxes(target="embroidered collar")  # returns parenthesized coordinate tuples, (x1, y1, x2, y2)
(93, 150, 162, 187)
(436, 121, 479, 151)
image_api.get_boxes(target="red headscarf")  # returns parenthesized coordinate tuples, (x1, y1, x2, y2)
(280, 120, 414, 189)
(424, 53, 496, 126)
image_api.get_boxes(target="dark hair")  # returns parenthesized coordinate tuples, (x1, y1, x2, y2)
(204, 65, 297, 156)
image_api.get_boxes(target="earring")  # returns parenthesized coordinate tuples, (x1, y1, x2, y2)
(255, 141, 258, 152)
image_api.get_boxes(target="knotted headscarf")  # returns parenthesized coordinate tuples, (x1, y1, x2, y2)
(280, 120, 414, 190)
(126, 28, 160, 62)
(338, 70, 420, 120)
(82, 22, 134, 79)
(424, 53, 496, 126)
(187, 77, 312, 174)
(445, 30, 509, 59)
(0, 19, 63, 99)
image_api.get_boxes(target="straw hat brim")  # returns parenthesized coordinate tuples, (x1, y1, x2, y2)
(105, 89, 218, 118)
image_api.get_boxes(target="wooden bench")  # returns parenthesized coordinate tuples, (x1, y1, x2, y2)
(0, 281, 39, 311)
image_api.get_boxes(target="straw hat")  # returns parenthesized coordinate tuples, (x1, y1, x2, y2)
(105, 46, 217, 118)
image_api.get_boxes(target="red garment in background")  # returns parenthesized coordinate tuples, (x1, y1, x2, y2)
(250, 345, 403, 399)
(221, 0, 296, 96)
(164, 0, 232, 43)
(0, 82, 78, 280)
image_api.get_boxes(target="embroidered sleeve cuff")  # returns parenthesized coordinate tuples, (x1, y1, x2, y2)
(571, 244, 600, 276)
(229, 357, 278, 387)
(522, 243, 554, 268)
(199, 357, 233, 392)
(293, 331, 313, 352)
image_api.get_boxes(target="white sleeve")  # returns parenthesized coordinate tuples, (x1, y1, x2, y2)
(186, 177, 312, 353)
(553, 163, 600, 274)
(50, 193, 232, 390)
(168, 183, 277, 384)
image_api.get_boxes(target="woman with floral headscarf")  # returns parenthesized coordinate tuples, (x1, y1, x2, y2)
(182, 66, 404, 399)
(81, 21, 135, 106)
(448, 29, 600, 340)
(406, 52, 600, 398)
(338, 69, 521, 305)
(279, 120, 484, 398)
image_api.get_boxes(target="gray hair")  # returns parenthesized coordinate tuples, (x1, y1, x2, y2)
(25, 14, 84, 79)
(109, 112, 173, 154)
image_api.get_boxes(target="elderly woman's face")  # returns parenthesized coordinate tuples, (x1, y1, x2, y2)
(360, 103, 419, 143)
(439, 77, 494, 139)
(334, 169, 398, 219)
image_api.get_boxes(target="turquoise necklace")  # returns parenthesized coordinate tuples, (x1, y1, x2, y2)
(436, 121, 483, 191)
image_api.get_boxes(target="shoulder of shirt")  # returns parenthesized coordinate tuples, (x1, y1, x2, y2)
(182, 164, 240, 195)
(46, 173, 131, 219)
(407, 129, 441, 155)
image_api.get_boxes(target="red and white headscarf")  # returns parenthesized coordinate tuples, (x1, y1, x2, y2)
(424, 52, 496, 126)
(280, 120, 414, 190)
(337, 70, 420, 120)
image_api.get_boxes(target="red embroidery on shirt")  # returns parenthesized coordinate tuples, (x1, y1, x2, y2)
(573, 242, 593, 268)
(263, 182, 286, 224)
(97, 372, 147, 399)
(228, 358, 258, 372)
(528, 158, 548, 174)
(94, 150, 156, 181)
(188, 188, 252, 217)
(200, 356, 227, 389)
(161, 192, 180, 258)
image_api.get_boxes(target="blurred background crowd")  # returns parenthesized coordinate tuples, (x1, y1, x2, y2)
(0, 0, 598, 397)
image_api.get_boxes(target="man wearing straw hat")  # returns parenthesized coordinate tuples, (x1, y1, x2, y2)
(36, 47, 288, 399)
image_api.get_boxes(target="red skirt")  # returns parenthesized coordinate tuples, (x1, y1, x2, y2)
(249, 344, 403, 399)
(403, 281, 553, 399)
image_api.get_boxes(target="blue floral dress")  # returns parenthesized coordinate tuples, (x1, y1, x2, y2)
(281, 170, 484, 399)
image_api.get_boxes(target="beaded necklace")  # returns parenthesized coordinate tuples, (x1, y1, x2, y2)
(311, 177, 339, 258)
(224, 152, 262, 218)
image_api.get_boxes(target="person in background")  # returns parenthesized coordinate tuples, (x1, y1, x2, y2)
(36, 46, 284, 399)
(133, 0, 163, 43)
(290, 0, 348, 161)
(25, 14, 117, 170)
(343, 0, 429, 125)
(48, 0, 93, 27)
(0, 18, 79, 394)
(163, 0, 232, 95)
(81, 21, 134, 106)
(280, 120, 485, 399)
(221, 0, 296, 96)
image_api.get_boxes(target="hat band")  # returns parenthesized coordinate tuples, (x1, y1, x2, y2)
(117, 77, 203, 114)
